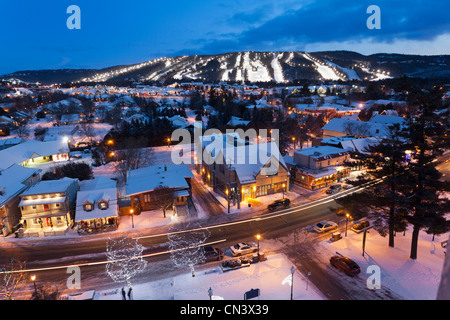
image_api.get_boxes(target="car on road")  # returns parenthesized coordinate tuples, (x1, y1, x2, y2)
(203, 246, 224, 262)
(267, 198, 290, 211)
(229, 242, 258, 256)
(326, 184, 342, 194)
(313, 221, 338, 233)
(330, 255, 361, 276)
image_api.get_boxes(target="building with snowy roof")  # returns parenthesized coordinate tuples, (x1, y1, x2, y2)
(125, 164, 194, 215)
(286, 145, 351, 190)
(18, 177, 79, 237)
(75, 177, 119, 234)
(201, 138, 289, 202)
(0, 164, 41, 235)
(0, 139, 69, 170)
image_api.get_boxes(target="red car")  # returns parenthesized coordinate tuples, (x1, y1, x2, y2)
(330, 256, 361, 276)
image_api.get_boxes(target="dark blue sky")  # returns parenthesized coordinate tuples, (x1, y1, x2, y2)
(1, 0, 450, 74)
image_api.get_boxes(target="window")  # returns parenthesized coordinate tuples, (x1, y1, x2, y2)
(43, 204, 50, 211)
(144, 194, 151, 203)
(56, 217, 63, 226)
(84, 204, 93, 211)
(98, 201, 108, 210)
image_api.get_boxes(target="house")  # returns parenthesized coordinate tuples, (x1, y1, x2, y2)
(75, 177, 119, 234)
(227, 116, 251, 127)
(285, 145, 350, 190)
(18, 177, 79, 237)
(0, 164, 41, 236)
(0, 139, 69, 170)
(201, 135, 289, 202)
(125, 164, 194, 216)
(60, 114, 80, 125)
(321, 118, 393, 139)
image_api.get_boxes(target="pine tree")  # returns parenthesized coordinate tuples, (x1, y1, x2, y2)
(399, 102, 450, 260)
(336, 123, 408, 247)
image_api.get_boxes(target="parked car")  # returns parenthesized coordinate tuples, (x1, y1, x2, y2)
(70, 151, 82, 159)
(351, 220, 370, 232)
(330, 255, 361, 276)
(229, 242, 258, 257)
(326, 184, 342, 194)
(203, 246, 224, 262)
(313, 221, 338, 233)
(268, 198, 290, 211)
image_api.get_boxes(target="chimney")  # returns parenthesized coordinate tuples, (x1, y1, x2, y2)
(164, 165, 167, 172)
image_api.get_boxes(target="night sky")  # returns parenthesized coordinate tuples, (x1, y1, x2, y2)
(1, 0, 450, 74)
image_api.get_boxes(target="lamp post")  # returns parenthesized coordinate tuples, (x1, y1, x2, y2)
(130, 209, 134, 229)
(30, 274, 37, 297)
(290, 266, 295, 300)
(167, 137, 171, 148)
(292, 137, 296, 149)
(345, 213, 350, 237)
(282, 183, 286, 199)
(256, 234, 261, 261)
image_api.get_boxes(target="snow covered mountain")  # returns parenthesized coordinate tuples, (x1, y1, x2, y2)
(4, 51, 450, 84)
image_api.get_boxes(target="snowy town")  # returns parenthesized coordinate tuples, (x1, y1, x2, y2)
(0, 74, 448, 303)
(1, 1, 450, 310)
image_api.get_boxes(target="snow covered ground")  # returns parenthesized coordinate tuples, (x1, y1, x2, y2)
(312, 225, 447, 299)
(93, 253, 325, 300)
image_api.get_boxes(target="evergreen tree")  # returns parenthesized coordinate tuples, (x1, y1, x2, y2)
(399, 103, 450, 260)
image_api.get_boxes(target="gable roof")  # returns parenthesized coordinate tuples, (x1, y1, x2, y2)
(125, 164, 194, 196)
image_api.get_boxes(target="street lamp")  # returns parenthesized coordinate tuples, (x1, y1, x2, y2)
(256, 234, 261, 261)
(290, 266, 295, 300)
(282, 183, 286, 199)
(292, 137, 296, 149)
(345, 213, 350, 237)
(167, 137, 171, 147)
(130, 209, 135, 229)
(30, 274, 37, 296)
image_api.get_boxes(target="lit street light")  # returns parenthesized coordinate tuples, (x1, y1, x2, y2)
(256, 234, 261, 260)
(30, 274, 37, 296)
(130, 209, 135, 228)
(345, 213, 350, 237)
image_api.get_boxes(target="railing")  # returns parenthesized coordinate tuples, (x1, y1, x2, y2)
(43, 229, 68, 236)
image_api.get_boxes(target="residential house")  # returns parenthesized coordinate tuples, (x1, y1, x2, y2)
(0, 139, 69, 170)
(125, 164, 194, 216)
(201, 134, 289, 202)
(285, 145, 350, 190)
(75, 177, 119, 234)
(18, 177, 79, 237)
(60, 114, 80, 125)
(321, 118, 395, 139)
(0, 164, 41, 236)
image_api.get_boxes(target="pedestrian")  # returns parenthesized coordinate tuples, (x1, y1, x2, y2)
(121, 287, 126, 300)
(128, 287, 133, 300)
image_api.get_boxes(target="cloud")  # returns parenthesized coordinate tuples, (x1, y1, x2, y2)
(191, 0, 450, 55)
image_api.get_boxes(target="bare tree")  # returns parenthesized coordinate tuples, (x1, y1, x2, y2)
(15, 121, 29, 138)
(105, 236, 147, 289)
(113, 138, 154, 185)
(0, 258, 27, 300)
(168, 222, 211, 277)
(152, 185, 174, 218)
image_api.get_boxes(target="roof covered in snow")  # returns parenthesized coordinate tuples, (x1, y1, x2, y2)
(125, 164, 194, 196)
